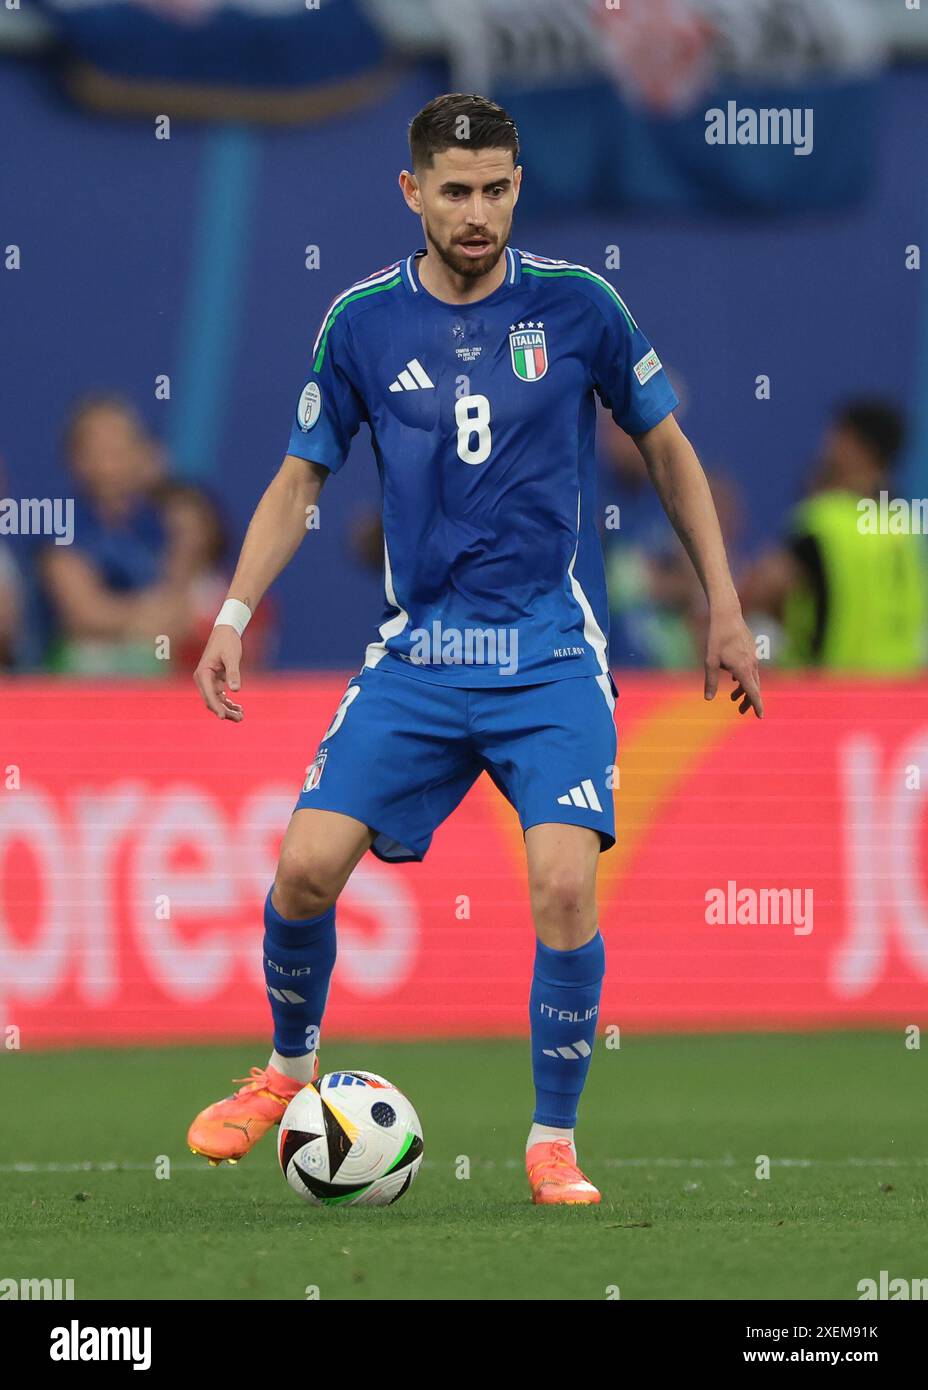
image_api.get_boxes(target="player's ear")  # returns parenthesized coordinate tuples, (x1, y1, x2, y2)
(398, 169, 421, 213)
(512, 165, 522, 206)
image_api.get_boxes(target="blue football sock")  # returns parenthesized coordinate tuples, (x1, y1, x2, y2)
(529, 931, 605, 1128)
(263, 887, 337, 1058)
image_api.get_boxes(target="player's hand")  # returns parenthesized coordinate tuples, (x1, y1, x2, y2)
(704, 606, 763, 719)
(194, 626, 244, 722)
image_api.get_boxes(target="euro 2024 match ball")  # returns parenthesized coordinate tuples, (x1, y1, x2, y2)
(278, 1070, 424, 1207)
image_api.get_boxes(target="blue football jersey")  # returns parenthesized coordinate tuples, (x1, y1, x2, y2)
(286, 246, 678, 686)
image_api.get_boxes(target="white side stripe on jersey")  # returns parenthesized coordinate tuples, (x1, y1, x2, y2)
(566, 490, 610, 678)
(363, 532, 410, 670)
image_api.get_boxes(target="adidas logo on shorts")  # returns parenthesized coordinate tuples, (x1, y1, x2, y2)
(556, 779, 603, 813)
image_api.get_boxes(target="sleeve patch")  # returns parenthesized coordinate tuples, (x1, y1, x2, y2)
(297, 381, 322, 431)
(633, 350, 662, 386)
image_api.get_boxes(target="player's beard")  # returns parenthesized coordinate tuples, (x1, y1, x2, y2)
(425, 216, 510, 282)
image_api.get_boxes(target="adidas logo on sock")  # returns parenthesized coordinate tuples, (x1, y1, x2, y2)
(556, 779, 603, 812)
(542, 1039, 592, 1060)
(267, 986, 306, 1004)
(388, 359, 435, 391)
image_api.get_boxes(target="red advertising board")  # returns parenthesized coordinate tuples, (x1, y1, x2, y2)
(1, 675, 926, 1046)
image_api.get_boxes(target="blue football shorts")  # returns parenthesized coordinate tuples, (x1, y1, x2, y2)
(293, 663, 618, 863)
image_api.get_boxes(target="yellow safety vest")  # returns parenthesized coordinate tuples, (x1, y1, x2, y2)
(782, 489, 927, 672)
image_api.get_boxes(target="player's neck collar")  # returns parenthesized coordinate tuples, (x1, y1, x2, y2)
(402, 246, 522, 301)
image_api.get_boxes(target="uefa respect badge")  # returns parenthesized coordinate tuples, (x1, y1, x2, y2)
(297, 381, 322, 431)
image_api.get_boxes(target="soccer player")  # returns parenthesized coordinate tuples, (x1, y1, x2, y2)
(188, 93, 762, 1205)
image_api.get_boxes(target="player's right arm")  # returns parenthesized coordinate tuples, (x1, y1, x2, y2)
(196, 295, 366, 720)
(194, 454, 328, 721)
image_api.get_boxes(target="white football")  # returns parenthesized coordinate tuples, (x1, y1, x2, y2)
(278, 1070, 424, 1207)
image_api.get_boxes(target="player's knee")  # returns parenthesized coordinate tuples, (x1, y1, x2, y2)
(530, 869, 594, 925)
(273, 850, 341, 920)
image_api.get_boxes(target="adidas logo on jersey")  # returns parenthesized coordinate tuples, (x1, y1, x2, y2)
(388, 359, 434, 392)
(556, 780, 603, 813)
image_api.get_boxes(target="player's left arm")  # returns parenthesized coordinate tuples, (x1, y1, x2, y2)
(633, 412, 763, 718)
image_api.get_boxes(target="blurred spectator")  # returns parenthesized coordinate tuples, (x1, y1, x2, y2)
(150, 480, 277, 673)
(38, 394, 177, 673)
(741, 398, 927, 673)
(36, 393, 273, 676)
(0, 454, 25, 670)
(0, 543, 22, 670)
(598, 399, 742, 668)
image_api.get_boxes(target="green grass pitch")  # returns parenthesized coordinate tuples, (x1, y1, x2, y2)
(3, 1033, 926, 1301)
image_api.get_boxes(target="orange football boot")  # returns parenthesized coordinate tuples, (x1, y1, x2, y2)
(188, 1061, 318, 1166)
(526, 1139, 601, 1205)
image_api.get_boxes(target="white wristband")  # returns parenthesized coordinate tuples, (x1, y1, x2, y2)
(213, 599, 252, 637)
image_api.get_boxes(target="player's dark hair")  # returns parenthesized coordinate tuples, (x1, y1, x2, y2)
(835, 398, 906, 471)
(408, 93, 519, 172)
